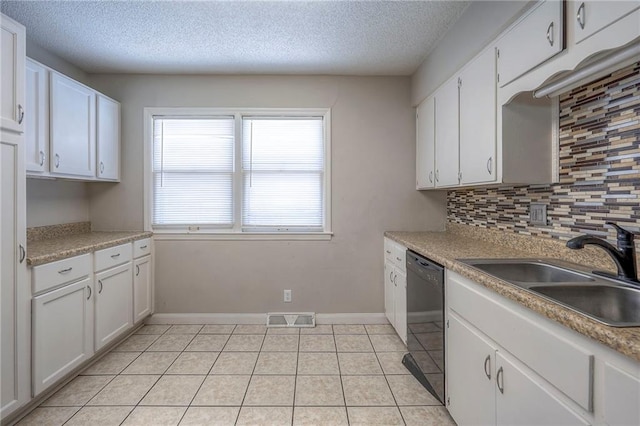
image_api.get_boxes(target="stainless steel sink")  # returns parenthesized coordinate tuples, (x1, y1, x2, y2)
(529, 284, 640, 327)
(462, 259, 594, 283)
(460, 258, 640, 327)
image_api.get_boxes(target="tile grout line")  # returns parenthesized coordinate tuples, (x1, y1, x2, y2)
(234, 329, 266, 425)
(290, 329, 301, 425)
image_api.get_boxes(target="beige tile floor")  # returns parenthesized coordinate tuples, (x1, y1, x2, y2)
(17, 324, 456, 426)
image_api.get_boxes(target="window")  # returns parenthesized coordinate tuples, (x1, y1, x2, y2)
(145, 108, 331, 239)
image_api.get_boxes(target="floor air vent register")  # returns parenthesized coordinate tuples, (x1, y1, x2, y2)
(266, 312, 316, 327)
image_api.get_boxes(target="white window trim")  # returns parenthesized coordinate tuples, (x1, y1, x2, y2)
(143, 107, 332, 241)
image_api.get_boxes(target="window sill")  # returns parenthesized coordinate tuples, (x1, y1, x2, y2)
(153, 232, 333, 241)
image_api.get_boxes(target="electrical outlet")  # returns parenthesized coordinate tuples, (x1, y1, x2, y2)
(529, 203, 548, 225)
(284, 289, 292, 303)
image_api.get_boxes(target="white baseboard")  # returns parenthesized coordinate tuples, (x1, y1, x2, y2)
(146, 312, 388, 325)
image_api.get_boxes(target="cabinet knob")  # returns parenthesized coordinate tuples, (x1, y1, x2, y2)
(546, 22, 554, 46)
(577, 3, 585, 30)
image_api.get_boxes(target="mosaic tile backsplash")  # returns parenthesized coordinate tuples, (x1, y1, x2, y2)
(448, 61, 640, 241)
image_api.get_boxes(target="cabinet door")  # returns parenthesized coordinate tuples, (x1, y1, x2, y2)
(573, 0, 640, 44)
(0, 15, 25, 133)
(133, 255, 152, 323)
(495, 351, 589, 426)
(95, 263, 133, 351)
(32, 278, 93, 396)
(459, 48, 497, 185)
(603, 362, 640, 426)
(25, 59, 49, 173)
(434, 77, 459, 187)
(446, 313, 497, 426)
(1, 131, 28, 418)
(496, 0, 563, 87)
(394, 268, 407, 345)
(384, 260, 395, 327)
(96, 95, 120, 181)
(50, 72, 96, 177)
(416, 96, 435, 189)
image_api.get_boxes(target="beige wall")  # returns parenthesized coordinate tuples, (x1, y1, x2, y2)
(87, 74, 447, 313)
(27, 180, 89, 227)
(411, 0, 530, 105)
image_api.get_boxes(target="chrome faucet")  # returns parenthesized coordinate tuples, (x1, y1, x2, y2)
(566, 222, 638, 283)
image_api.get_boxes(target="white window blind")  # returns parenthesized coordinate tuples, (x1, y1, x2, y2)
(152, 117, 235, 227)
(241, 117, 325, 232)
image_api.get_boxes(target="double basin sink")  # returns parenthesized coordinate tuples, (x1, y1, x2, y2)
(460, 259, 640, 327)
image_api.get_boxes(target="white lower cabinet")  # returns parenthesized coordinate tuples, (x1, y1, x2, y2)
(447, 269, 640, 425)
(383, 238, 407, 344)
(32, 277, 93, 396)
(495, 351, 589, 425)
(133, 255, 152, 323)
(447, 313, 497, 426)
(95, 263, 133, 351)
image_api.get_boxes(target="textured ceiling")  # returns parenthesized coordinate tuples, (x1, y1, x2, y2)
(1, 0, 469, 75)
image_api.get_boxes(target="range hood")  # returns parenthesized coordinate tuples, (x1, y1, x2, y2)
(533, 41, 640, 98)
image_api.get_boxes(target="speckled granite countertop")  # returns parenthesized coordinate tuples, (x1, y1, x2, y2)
(27, 231, 153, 266)
(385, 225, 640, 362)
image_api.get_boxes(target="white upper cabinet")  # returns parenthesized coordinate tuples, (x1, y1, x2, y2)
(50, 72, 96, 178)
(459, 48, 497, 185)
(25, 59, 49, 174)
(573, 0, 640, 44)
(1, 14, 25, 133)
(434, 77, 459, 188)
(96, 95, 120, 181)
(416, 96, 435, 189)
(496, 0, 564, 87)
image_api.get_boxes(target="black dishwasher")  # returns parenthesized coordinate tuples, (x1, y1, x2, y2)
(402, 250, 445, 404)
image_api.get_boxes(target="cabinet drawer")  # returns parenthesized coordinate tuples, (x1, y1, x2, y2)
(32, 253, 91, 294)
(133, 238, 151, 258)
(384, 238, 394, 261)
(392, 245, 406, 271)
(448, 271, 593, 411)
(95, 243, 132, 272)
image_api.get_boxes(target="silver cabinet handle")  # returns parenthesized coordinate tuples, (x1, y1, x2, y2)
(19, 244, 26, 263)
(435, 170, 439, 182)
(577, 3, 585, 30)
(136, 265, 140, 276)
(458, 171, 462, 182)
(496, 366, 504, 394)
(487, 157, 493, 174)
(389, 271, 394, 282)
(110, 253, 121, 258)
(140, 245, 148, 249)
(429, 171, 433, 183)
(87, 286, 92, 300)
(58, 267, 72, 274)
(17, 104, 24, 124)
(457, 77, 462, 88)
(55, 154, 60, 168)
(98, 280, 103, 294)
(100, 161, 104, 173)
(386, 250, 391, 254)
(546, 22, 554, 46)
(393, 273, 397, 286)
(484, 355, 491, 380)
(39, 150, 45, 166)
(396, 257, 402, 262)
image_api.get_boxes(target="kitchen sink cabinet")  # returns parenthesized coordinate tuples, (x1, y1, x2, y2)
(384, 237, 407, 344)
(133, 255, 152, 324)
(446, 269, 640, 425)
